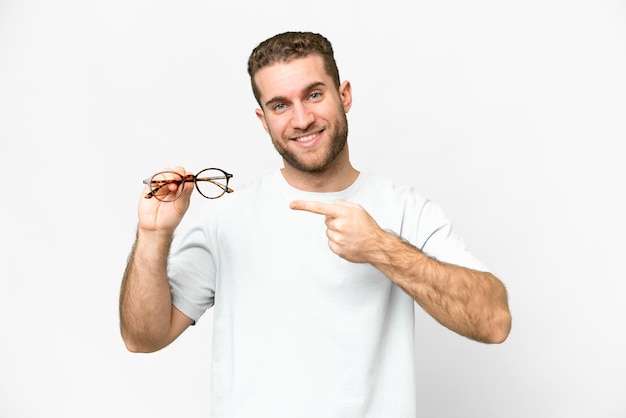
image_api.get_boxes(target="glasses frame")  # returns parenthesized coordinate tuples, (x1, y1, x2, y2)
(142, 167, 234, 202)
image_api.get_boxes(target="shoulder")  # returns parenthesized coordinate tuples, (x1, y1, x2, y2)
(356, 172, 430, 210)
(207, 170, 276, 207)
(177, 171, 275, 228)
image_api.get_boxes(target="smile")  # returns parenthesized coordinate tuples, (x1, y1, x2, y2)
(292, 130, 323, 145)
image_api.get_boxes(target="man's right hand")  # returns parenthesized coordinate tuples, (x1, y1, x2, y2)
(138, 166, 194, 234)
(120, 165, 196, 353)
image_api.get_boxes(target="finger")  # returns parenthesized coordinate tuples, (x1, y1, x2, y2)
(145, 166, 193, 201)
(174, 167, 199, 193)
(289, 200, 340, 217)
(333, 199, 361, 208)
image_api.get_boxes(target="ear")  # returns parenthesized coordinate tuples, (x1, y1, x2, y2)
(255, 108, 270, 133)
(338, 80, 352, 113)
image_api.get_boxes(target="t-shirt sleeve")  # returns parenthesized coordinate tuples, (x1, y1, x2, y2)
(167, 215, 217, 322)
(403, 191, 489, 272)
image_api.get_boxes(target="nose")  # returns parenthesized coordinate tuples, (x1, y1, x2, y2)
(290, 102, 315, 130)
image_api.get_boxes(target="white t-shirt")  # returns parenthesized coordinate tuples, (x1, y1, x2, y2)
(168, 170, 488, 418)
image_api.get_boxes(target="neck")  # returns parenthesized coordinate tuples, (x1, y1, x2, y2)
(280, 149, 359, 193)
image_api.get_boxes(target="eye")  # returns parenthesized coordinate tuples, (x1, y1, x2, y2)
(308, 91, 322, 101)
(273, 103, 287, 111)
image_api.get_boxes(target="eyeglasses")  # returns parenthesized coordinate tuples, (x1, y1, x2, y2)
(143, 168, 234, 202)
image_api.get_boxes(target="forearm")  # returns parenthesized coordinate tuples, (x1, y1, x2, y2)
(119, 229, 176, 352)
(371, 233, 511, 344)
(288, 199, 511, 342)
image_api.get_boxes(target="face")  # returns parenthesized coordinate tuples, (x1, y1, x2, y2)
(254, 55, 352, 174)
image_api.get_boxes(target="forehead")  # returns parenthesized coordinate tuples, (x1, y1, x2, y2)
(254, 54, 331, 103)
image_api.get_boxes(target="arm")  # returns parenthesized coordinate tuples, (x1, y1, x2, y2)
(365, 231, 511, 343)
(290, 199, 512, 344)
(119, 167, 195, 353)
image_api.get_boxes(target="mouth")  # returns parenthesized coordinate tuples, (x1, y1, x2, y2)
(291, 130, 323, 147)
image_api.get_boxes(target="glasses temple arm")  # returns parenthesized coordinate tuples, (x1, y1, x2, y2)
(195, 177, 234, 193)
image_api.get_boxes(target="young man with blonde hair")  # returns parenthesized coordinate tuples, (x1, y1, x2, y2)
(120, 31, 511, 418)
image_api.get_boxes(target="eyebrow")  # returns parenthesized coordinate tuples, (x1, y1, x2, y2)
(263, 81, 327, 109)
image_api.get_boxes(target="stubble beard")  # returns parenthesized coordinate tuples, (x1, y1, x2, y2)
(270, 112, 349, 174)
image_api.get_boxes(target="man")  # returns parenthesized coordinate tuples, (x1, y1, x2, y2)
(120, 31, 511, 417)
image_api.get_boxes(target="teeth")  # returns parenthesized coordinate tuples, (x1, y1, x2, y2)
(295, 133, 317, 142)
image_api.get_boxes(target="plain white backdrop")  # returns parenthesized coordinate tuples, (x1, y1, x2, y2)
(1, 0, 624, 417)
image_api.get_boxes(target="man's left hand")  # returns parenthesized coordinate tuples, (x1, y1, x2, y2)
(290, 199, 390, 264)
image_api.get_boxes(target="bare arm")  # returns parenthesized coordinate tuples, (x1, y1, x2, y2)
(119, 167, 195, 353)
(365, 232, 511, 343)
(290, 199, 511, 344)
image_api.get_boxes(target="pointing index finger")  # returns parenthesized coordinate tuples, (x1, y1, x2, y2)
(290, 200, 339, 217)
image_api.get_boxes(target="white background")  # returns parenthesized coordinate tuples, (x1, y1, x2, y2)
(1, 0, 625, 417)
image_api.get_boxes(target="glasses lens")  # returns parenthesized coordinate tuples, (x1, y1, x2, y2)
(149, 171, 185, 202)
(195, 168, 229, 199)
